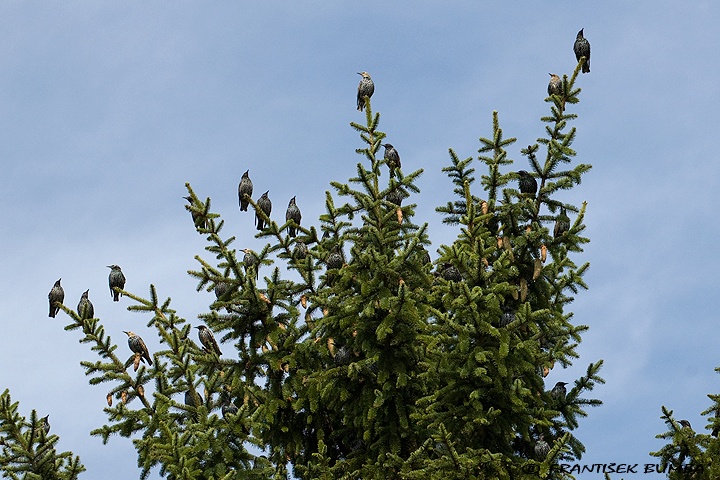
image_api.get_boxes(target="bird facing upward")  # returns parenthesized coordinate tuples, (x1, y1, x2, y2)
(238, 170, 253, 212)
(77, 289, 94, 320)
(255, 191, 272, 231)
(108, 265, 126, 301)
(285, 196, 302, 237)
(48, 278, 64, 318)
(573, 28, 591, 73)
(123, 330, 152, 365)
(357, 72, 374, 111)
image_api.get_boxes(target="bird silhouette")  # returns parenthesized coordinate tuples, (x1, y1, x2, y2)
(573, 28, 591, 73)
(238, 170, 253, 212)
(48, 279, 64, 318)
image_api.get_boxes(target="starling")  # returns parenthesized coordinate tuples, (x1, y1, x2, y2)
(334, 345, 353, 366)
(517, 170, 538, 196)
(416, 245, 431, 266)
(285, 196, 301, 237)
(183, 196, 206, 229)
(108, 265, 126, 301)
(500, 307, 515, 327)
(554, 208, 570, 238)
(255, 191, 272, 231)
(548, 73, 565, 112)
(48, 279, 64, 318)
(551, 381, 568, 401)
(356, 71, 374, 111)
(222, 399, 238, 419)
(35, 414, 50, 437)
(242, 248, 259, 280)
(196, 325, 222, 356)
(41, 414, 50, 434)
(547, 73, 562, 96)
(440, 263, 462, 282)
(214, 281, 229, 301)
(573, 28, 591, 73)
(77, 289, 94, 320)
(679, 419, 692, 430)
(292, 240, 308, 260)
(535, 435, 551, 459)
(185, 389, 202, 411)
(386, 188, 405, 206)
(382, 143, 401, 177)
(238, 170, 253, 212)
(123, 331, 152, 365)
(326, 245, 343, 270)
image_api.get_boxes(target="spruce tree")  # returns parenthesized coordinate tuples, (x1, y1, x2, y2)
(651, 374, 720, 479)
(0, 389, 85, 479)
(13, 56, 602, 479)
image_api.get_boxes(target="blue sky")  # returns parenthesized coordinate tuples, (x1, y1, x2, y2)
(1, 2, 719, 478)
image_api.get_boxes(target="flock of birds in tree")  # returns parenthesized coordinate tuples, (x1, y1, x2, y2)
(42, 28, 591, 438)
(47, 264, 221, 379)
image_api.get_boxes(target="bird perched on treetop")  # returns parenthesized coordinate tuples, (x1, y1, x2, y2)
(573, 28, 591, 73)
(108, 265, 126, 301)
(183, 196, 206, 229)
(48, 279, 64, 318)
(517, 170, 538, 196)
(242, 248, 259, 280)
(238, 170, 253, 212)
(554, 208, 570, 238)
(547, 73, 562, 97)
(34, 414, 50, 437)
(77, 289, 94, 320)
(356, 71, 374, 111)
(547, 73, 565, 112)
(255, 191, 272, 231)
(382, 144, 401, 177)
(196, 325, 222, 356)
(285, 196, 301, 237)
(123, 331, 152, 365)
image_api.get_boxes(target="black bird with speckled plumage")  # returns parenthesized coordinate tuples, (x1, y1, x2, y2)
(255, 191, 272, 231)
(357, 72, 374, 111)
(285, 196, 301, 237)
(573, 28, 591, 73)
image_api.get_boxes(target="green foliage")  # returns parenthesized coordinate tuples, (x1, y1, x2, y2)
(651, 373, 720, 479)
(23, 57, 599, 479)
(0, 389, 85, 480)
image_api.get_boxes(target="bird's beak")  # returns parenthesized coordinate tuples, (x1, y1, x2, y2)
(357, 72, 362, 75)
(106, 265, 112, 269)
